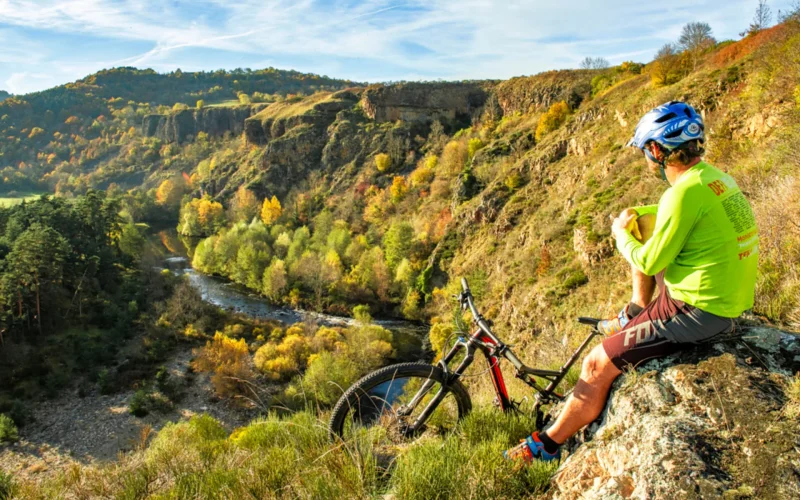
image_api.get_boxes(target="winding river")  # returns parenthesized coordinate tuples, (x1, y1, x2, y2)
(155, 231, 427, 337)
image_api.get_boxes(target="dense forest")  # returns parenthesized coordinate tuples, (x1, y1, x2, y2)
(1, 7, 800, 498)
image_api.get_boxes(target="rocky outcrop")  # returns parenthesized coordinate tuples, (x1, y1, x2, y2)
(244, 90, 360, 145)
(493, 70, 593, 116)
(142, 105, 262, 143)
(360, 82, 490, 124)
(573, 227, 613, 266)
(551, 327, 800, 499)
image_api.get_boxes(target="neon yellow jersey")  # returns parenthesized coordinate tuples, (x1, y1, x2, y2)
(616, 161, 759, 318)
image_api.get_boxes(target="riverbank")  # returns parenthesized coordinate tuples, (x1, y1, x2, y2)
(0, 341, 260, 484)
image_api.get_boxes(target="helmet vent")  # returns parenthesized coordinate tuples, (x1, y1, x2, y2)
(654, 112, 677, 123)
(664, 129, 683, 138)
(683, 108, 693, 118)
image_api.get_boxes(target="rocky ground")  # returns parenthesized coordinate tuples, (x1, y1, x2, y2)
(550, 327, 800, 499)
(0, 345, 259, 484)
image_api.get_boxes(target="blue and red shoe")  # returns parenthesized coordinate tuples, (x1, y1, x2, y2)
(503, 431, 561, 463)
(597, 305, 633, 336)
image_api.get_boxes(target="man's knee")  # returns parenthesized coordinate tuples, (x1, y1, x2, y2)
(580, 345, 621, 385)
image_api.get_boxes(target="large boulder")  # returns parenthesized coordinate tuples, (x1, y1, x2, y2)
(550, 327, 800, 499)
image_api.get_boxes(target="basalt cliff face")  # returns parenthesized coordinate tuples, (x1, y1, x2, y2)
(550, 327, 800, 500)
(359, 82, 491, 123)
(142, 105, 264, 143)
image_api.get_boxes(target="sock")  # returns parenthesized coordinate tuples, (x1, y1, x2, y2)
(627, 302, 644, 318)
(538, 431, 561, 454)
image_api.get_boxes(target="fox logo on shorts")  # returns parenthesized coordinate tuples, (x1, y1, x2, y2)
(623, 323, 657, 347)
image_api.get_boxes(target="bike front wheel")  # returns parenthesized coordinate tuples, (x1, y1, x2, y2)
(328, 362, 472, 443)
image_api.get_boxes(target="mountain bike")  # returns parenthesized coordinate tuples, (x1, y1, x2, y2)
(329, 278, 603, 442)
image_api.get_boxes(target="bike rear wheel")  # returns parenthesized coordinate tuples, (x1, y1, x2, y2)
(328, 362, 472, 443)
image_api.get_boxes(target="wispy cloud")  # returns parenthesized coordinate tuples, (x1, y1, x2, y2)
(0, 0, 793, 93)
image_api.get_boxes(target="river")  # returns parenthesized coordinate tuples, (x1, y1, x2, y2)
(154, 230, 428, 337)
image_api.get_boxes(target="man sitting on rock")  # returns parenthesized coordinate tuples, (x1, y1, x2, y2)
(504, 101, 760, 463)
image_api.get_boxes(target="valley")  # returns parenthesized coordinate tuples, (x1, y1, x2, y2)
(1, 10, 799, 499)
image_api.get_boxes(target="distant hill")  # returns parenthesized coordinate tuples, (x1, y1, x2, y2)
(0, 66, 359, 193)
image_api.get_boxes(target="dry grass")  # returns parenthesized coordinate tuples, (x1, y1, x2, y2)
(251, 92, 334, 122)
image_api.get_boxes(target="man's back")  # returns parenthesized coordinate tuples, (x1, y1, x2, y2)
(616, 161, 759, 318)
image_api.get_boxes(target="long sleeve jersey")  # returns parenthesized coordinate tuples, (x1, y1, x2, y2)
(616, 162, 759, 318)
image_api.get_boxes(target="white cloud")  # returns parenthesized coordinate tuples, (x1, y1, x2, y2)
(5, 72, 56, 94)
(1, 0, 793, 92)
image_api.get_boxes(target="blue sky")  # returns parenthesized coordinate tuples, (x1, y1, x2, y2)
(0, 0, 795, 95)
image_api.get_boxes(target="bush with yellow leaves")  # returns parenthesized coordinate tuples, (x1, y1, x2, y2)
(254, 333, 311, 381)
(535, 101, 570, 141)
(192, 332, 256, 398)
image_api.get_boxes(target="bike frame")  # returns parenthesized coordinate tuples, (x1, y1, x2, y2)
(440, 280, 602, 411)
(399, 280, 602, 435)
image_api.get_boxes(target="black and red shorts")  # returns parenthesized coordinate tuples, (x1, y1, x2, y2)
(602, 272, 736, 371)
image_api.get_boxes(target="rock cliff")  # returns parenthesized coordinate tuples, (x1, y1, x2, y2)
(550, 327, 800, 499)
(360, 82, 491, 124)
(243, 90, 360, 145)
(493, 70, 594, 116)
(142, 105, 263, 143)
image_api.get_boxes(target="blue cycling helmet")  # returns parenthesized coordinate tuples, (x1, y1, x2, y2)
(627, 101, 704, 150)
(627, 101, 704, 180)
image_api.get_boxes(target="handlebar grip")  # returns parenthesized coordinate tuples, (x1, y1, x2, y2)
(461, 277, 469, 292)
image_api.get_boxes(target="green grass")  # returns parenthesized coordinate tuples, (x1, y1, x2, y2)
(15, 406, 559, 499)
(0, 192, 47, 207)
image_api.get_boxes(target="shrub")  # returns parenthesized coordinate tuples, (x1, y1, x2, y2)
(429, 323, 454, 355)
(353, 304, 372, 323)
(374, 153, 391, 172)
(311, 326, 342, 352)
(441, 140, 468, 175)
(409, 163, 434, 186)
(343, 324, 394, 372)
(0, 415, 18, 443)
(129, 389, 172, 417)
(401, 290, 423, 320)
(535, 101, 570, 141)
(0, 471, 13, 500)
(290, 351, 360, 406)
(193, 332, 256, 397)
(563, 269, 589, 290)
(389, 176, 409, 203)
(253, 334, 311, 381)
(504, 172, 523, 191)
(467, 138, 485, 160)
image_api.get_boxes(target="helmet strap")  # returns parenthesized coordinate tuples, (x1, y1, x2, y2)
(644, 145, 668, 182)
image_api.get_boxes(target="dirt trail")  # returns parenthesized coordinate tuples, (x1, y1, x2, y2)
(0, 345, 259, 482)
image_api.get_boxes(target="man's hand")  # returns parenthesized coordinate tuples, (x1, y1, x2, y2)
(612, 208, 638, 240)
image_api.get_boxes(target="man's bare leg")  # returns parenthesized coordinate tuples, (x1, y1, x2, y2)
(544, 344, 622, 444)
(631, 266, 656, 309)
